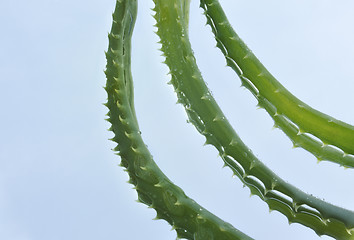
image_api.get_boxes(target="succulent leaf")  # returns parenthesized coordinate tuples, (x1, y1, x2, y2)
(200, 0, 354, 168)
(153, 0, 354, 239)
(104, 1, 252, 239)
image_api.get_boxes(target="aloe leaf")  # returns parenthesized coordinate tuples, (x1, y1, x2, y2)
(199, 0, 354, 168)
(153, 0, 354, 239)
(104, 1, 252, 239)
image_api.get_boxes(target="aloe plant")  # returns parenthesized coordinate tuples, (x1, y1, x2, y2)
(105, 0, 354, 239)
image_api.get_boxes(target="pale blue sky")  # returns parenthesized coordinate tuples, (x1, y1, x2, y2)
(1, 0, 353, 239)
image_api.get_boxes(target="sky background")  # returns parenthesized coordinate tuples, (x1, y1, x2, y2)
(1, 0, 354, 239)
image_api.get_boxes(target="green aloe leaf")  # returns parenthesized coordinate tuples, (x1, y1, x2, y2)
(199, 0, 354, 168)
(153, 0, 354, 239)
(104, 0, 252, 239)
